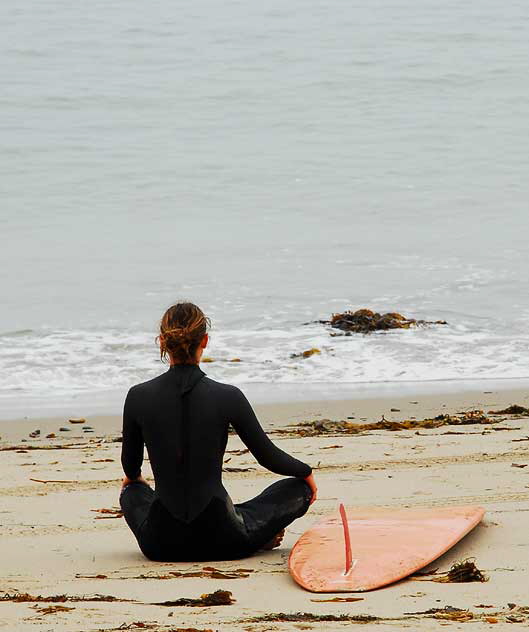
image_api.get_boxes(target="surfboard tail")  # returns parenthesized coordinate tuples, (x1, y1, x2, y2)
(339, 503, 353, 575)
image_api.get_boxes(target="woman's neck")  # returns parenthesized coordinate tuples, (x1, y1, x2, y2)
(170, 362, 198, 367)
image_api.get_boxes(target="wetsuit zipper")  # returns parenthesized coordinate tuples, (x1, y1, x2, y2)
(182, 392, 191, 523)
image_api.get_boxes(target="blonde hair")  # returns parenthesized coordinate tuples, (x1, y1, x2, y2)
(157, 302, 210, 364)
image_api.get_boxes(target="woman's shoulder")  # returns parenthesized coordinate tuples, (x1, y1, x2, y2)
(200, 375, 242, 397)
(200, 376, 240, 393)
(126, 371, 170, 396)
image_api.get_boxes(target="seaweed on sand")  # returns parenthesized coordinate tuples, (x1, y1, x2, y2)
(406, 604, 529, 624)
(245, 612, 379, 623)
(405, 606, 474, 622)
(278, 410, 499, 437)
(436, 559, 488, 583)
(488, 404, 529, 415)
(98, 624, 160, 631)
(31, 605, 74, 616)
(1, 444, 84, 452)
(412, 559, 488, 583)
(153, 589, 235, 607)
(108, 621, 213, 632)
(6, 588, 235, 609)
(91, 507, 124, 519)
(104, 568, 252, 580)
(319, 309, 447, 334)
(311, 597, 364, 603)
(0, 592, 128, 603)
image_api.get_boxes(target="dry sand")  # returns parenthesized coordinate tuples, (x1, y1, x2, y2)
(1, 386, 529, 630)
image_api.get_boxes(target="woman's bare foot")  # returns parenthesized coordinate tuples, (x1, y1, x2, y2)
(261, 529, 285, 551)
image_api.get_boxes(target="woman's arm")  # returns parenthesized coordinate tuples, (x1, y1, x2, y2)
(120, 387, 144, 483)
(227, 386, 312, 478)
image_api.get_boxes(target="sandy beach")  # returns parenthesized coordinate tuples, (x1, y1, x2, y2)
(1, 386, 529, 631)
(4, 0, 529, 628)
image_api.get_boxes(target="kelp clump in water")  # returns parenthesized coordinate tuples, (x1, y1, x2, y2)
(321, 309, 446, 334)
(290, 348, 321, 359)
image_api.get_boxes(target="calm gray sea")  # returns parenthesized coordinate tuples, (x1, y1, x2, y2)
(2, 1, 529, 418)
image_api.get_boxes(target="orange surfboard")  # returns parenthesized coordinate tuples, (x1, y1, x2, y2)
(289, 505, 485, 592)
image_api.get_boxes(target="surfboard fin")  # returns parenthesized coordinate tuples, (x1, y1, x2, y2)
(339, 503, 353, 575)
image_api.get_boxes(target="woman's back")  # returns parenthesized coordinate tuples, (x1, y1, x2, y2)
(122, 364, 310, 523)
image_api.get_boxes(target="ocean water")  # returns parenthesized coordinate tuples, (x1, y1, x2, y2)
(2, 1, 529, 419)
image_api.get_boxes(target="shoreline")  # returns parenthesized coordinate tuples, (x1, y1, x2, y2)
(3, 376, 529, 425)
(3, 383, 529, 438)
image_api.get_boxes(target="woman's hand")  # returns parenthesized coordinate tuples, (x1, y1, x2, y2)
(304, 473, 318, 505)
(121, 474, 148, 490)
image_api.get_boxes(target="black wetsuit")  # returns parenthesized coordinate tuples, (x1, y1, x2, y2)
(119, 364, 312, 561)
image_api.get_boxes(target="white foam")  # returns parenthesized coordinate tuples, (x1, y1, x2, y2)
(1, 318, 529, 419)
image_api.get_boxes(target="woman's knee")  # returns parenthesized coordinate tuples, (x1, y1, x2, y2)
(120, 480, 153, 506)
(285, 478, 312, 518)
(272, 477, 312, 512)
(271, 477, 312, 519)
(286, 477, 313, 505)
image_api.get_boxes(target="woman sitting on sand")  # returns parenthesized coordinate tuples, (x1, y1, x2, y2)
(119, 302, 317, 561)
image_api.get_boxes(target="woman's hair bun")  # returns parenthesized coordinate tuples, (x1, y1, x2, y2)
(157, 302, 210, 364)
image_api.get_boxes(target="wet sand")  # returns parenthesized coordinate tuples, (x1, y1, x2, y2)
(1, 387, 529, 630)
